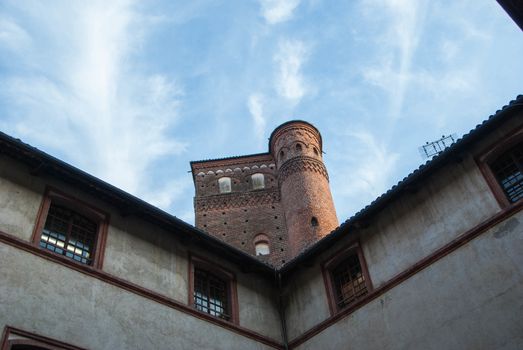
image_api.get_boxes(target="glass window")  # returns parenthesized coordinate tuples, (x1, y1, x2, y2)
(331, 253, 368, 309)
(218, 177, 232, 193)
(251, 173, 265, 190)
(40, 203, 97, 265)
(255, 242, 270, 256)
(193, 268, 230, 320)
(490, 142, 523, 203)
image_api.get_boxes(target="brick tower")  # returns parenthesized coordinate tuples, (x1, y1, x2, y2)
(190, 120, 338, 266)
(269, 121, 338, 256)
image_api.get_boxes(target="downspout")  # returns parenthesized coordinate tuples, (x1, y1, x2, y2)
(277, 271, 289, 350)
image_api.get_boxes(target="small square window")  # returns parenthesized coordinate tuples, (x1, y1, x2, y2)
(33, 188, 108, 268)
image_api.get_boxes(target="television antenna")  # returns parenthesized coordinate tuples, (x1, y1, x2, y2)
(419, 134, 457, 159)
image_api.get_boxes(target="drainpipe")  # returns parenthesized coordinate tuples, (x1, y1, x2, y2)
(277, 271, 289, 350)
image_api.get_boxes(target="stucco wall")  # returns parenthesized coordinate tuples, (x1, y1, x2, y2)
(0, 245, 277, 350)
(294, 210, 523, 350)
(0, 156, 282, 343)
(0, 156, 44, 240)
(284, 151, 501, 339)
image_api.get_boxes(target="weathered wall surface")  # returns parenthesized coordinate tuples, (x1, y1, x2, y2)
(0, 157, 44, 240)
(294, 210, 523, 350)
(284, 152, 500, 339)
(0, 157, 283, 344)
(0, 245, 278, 350)
(361, 153, 499, 287)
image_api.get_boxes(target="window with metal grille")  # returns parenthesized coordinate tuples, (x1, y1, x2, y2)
(490, 142, 523, 203)
(193, 268, 230, 320)
(331, 253, 367, 309)
(39, 203, 97, 265)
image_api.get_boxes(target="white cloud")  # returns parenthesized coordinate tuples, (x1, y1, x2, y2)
(360, 0, 428, 118)
(259, 0, 301, 24)
(0, 16, 31, 52)
(247, 93, 267, 141)
(274, 39, 309, 103)
(0, 0, 186, 204)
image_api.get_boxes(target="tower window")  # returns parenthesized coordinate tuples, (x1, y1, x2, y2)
(218, 177, 232, 193)
(253, 234, 270, 256)
(251, 173, 265, 190)
(490, 142, 523, 203)
(296, 143, 302, 152)
(311, 217, 319, 227)
(313, 147, 319, 156)
(255, 242, 270, 256)
(280, 150, 285, 159)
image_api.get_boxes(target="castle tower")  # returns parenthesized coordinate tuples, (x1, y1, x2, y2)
(269, 121, 338, 256)
(191, 120, 338, 265)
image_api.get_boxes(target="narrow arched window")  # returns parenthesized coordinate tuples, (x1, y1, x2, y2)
(251, 173, 265, 190)
(311, 217, 319, 227)
(218, 177, 231, 193)
(253, 234, 270, 256)
(255, 242, 270, 256)
(296, 143, 302, 152)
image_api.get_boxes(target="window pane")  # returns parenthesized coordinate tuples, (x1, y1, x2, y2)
(331, 253, 367, 309)
(40, 203, 97, 265)
(252, 173, 265, 190)
(255, 242, 270, 255)
(491, 143, 523, 203)
(218, 177, 232, 193)
(194, 268, 230, 320)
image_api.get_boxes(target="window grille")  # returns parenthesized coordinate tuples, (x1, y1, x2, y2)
(39, 203, 97, 265)
(331, 253, 367, 309)
(491, 143, 523, 203)
(194, 268, 230, 320)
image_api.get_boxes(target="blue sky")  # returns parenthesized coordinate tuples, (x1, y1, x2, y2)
(0, 0, 521, 224)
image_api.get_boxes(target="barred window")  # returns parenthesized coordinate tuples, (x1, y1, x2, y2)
(490, 142, 523, 203)
(194, 268, 230, 320)
(39, 203, 97, 265)
(330, 252, 368, 309)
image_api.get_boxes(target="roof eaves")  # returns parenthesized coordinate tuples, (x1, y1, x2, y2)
(279, 94, 523, 275)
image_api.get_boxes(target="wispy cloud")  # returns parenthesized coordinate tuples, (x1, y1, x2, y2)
(0, 1, 186, 209)
(247, 93, 267, 141)
(361, 0, 428, 118)
(258, 0, 301, 24)
(0, 16, 31, 52)
(273, 39, 309, 103)
(332, 130, 399, 215)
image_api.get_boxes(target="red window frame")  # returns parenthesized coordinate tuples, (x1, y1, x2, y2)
(1, 326, 86, 350)
(321, 241, 373, 315)
(476, 127, 523, 209)
(31, 187, 109, 269)
(188, 253, 239, 324)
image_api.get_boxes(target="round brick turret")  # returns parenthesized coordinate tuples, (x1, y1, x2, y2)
(270, 121, 338, 256)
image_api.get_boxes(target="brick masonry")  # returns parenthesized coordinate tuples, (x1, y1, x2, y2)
(191, 121, 338, 266)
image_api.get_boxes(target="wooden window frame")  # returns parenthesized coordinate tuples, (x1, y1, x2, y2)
(476, 126, 523, 209)
(31, 187, 109, 269)
(321, 241, 373, 316)
(1, 326, 86, 350)
(188, 253, 239, 325)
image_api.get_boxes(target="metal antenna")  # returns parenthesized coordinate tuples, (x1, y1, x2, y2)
(418, 134, 457, 159)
